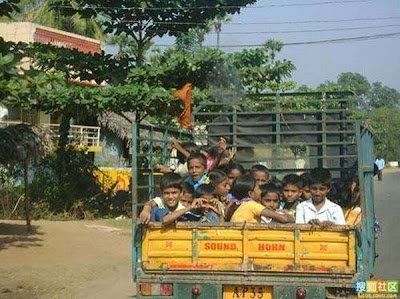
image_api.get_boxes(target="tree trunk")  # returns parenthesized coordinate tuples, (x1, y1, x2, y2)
(23, 158, 31, 232)
(59, 112, 72, 149)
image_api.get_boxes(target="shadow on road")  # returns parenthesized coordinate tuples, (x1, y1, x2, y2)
(0, 222, 44, 251)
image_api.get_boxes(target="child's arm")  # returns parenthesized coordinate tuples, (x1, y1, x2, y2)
(171, 138, 191, 159)
(162, 199, 202, 225)
(261, 208, 294, 223)
(139, 200, 157, 224)
(217, 148, 237, 168)
(154, 164, 173, 174)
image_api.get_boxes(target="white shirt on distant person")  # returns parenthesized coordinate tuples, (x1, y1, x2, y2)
(295, 198, 346, 225)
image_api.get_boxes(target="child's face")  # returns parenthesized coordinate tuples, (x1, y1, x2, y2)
(180, 192, 193, 208)
(253, 171, 269, 186)
(161, 187, 182, 210)
(249, 183, 262, 202)
(227, 169, 242, 186)
(310, 183, 330, 205)
(198, 194, 216, 212)
(261, 192, 280, 210)
(215, 178, 231, 197)
(301, 186, 312, 201)
(188, 158, 207, 182)
(283, 184, 301, 203)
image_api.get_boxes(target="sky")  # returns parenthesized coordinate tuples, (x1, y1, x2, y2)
(152, 0, 400, 90)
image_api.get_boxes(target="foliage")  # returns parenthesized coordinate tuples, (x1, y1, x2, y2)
(370, 81, 400, 108)
(0, 0, 20, 18)
(0, 167, 24, 219)
(0, 0, 104, 40)
(230, 40, 296, 92)
(370, 106, 400, 161)
(30, 147, 110, 218)
(51, 0, 257, 65)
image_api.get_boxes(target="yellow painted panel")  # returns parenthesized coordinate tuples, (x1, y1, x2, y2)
(197, 229, 242, 240)
(248, 230, 294, 241)
(147, 240, 192, 257)
(147, 229, 192, 240)
(198, 240, 243, 258)
(300, 231, 348, 242)
(301, 242, 348, 260)
(251, 259, 299, 271)
(141, 226, 356, 274)
(223, 285, 273, 299)
(87, 145, 102, 152)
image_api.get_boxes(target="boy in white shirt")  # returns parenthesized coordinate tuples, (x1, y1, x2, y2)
(296, 168, 346, 226)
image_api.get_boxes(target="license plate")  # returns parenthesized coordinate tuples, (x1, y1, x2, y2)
(223, 285, 272, 299)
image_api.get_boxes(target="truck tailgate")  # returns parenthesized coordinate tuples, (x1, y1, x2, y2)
(141, 223, 356, 274)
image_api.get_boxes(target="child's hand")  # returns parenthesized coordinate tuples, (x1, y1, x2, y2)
(170, 138, 181, 149)
(227, 148, 236, 160)
(139, 209, 151, 224)
(191, 198, 203, 209)
(320, 221, 334, 229)
(219, 137, 227, 151)
(308, 219, 322, 226)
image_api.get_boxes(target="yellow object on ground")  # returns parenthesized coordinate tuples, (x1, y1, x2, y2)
(94, 167, 131, 192)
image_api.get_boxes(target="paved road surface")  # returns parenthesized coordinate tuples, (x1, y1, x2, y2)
(373, 168, 400, 280)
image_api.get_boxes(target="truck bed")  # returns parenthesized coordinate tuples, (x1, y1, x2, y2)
(140, 223, 356, 275)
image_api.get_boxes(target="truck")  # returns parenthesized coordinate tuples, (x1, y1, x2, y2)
(131, 92, 376, 299)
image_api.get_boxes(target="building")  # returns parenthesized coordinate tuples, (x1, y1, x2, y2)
(0, 22, 102, 152)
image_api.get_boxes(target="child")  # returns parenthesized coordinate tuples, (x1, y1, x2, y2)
(179, 182, 195, 208)
(139, 173, 186, 223)
(155, 141, 198, 177)
(225, 162, 245, 186)
(158, 184, 223, 225)
(280, 174, 303, 216)
(209, 170, 231, 205)
(229, 174, 293, 223)
(300, 172, 312, 201)
(193, 184, 224, 223)
(186, 152, 209, 190)
(342, 175, 362, 226)
(260, 184, 287, 224)
(251, 164, 270, 186)
(296, 168, 346, 226)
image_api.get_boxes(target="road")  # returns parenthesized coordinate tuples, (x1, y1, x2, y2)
(373, 168, 400, 280)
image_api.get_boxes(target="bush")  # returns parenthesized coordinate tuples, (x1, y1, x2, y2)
(30, 147, 114, 219)
(0, 167, 24, 219)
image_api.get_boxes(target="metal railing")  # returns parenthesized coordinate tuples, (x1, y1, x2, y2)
(0, 121, 101, 147)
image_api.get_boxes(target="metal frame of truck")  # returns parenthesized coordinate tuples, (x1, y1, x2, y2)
(131, 92, 376, 299)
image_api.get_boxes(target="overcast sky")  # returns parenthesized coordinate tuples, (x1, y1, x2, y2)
(153, 0, 400, 90)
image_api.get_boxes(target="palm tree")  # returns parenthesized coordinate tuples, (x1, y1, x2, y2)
(1, 0, 105, 41)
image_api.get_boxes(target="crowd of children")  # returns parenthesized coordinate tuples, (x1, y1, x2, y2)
(139, 138, 362, 227)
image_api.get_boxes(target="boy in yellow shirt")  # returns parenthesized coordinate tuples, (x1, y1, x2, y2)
(230, 175, 293, 224)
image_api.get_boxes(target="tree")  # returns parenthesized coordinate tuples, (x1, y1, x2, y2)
(52, 0, 257, 65)
(230, 40, 296, 92)
(370, 106, 400, 161)
(370, 81, 400, 108)
(1, 0, 104, 40)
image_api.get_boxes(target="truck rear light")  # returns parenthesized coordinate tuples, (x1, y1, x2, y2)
(192, 284, 201, 295)
(296, 287, 307, 299)
(139, 283, 173, 296)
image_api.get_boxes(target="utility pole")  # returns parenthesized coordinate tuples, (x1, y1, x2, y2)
(214, 20, 222, 49)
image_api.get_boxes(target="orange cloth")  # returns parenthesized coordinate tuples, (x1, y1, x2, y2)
(173, 83, 195, 129)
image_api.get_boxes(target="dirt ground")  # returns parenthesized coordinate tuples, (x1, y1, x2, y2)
(0, 219, 136, 299)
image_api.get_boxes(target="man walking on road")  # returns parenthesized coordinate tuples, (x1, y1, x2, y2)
(375, 155, 385, 181)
